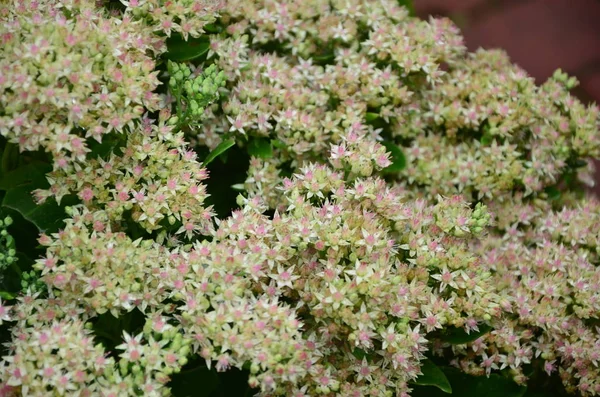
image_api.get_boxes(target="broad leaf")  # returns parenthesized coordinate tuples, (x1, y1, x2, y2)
(2, 189, 73, 233)
(247, 138, 273, 159)
(0, 162, 51, 190)
(412, 359, 452, 393)
(0, 162, 75, 233)
(438, 324, 493, 345)
(412, 367, 527, 397)
(165, 34, 210, 62)
(170, 362, 220, 397)
(203, 139, 236, 166)
(381, 141, 406, 172)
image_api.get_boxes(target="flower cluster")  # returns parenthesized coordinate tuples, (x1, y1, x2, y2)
(440, 197, 600, 393)
(200, 154, 499, 395)
(122, 0, 224, 40)
(198, 0, 465, 165)
(0, 294, 198, 396)
(0, 295, 107, 395)
(0, 0, 161, 169)
(35, 122, 214, 237)
(399, 50, 600, 199)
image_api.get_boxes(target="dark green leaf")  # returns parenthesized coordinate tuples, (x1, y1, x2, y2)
(412, 367, 526, 397)
(313, 52, 334, 65)
(0, 162, 51, 190)
(247, 138, 273, 159)
(165, 34, 210, 62)
(203, 139, 236, 166)
(569, 158, 588, 168)
(2, 189, 72, 233)
(87, 134, 126, 160)
(203, 23, 222, 33)
(170, 363, 219, 397)
(438, 324, 493, 345)
(397, 0, 416, 16)
(544, 186, 561, 202)
(352, 348, 368, 361)
(0, 162, 75, 233)
(412, 359, 452, 393)
(1, 142, 20, 175)
(381, 141, 406, 172)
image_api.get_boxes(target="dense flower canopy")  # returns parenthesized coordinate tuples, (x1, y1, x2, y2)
(0, 0, 599, 396)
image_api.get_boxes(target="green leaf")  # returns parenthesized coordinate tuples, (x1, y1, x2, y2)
(313, 52, 334, 65)
(2, 189, 72, 233)
(397, 0, 416, 16)
(365, 112, 380, 123)
(381, 141, 406, 172)
(247, 138, 273, 159)
(165, 34, 210, 62)
(480, 132, 494, 146)
(87, 134, 126, 160)
(271, 139, 286, 149)
(412, 359, 452, 393)
(203, 23, 222, 33)
(0, 162, 74, 233)
(203, 139, 236, 166)
(170, 361, 220, 397)
(352, 348, 368, 361)
(0, 162, 51, 190)
(1, 142, 20, 176)
(0, 291, 16, 300)
(438, 324, 493, 345)
(544, 186, 561, 202)
(412, 367, 527, 397)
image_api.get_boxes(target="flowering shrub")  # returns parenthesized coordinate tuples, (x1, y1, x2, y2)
(0, 0, 599, 396)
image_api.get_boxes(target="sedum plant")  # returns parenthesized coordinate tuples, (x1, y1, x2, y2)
(0, 0, 599, 396)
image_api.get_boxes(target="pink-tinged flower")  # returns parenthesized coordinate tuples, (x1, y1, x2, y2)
(0, 299, 12, 324)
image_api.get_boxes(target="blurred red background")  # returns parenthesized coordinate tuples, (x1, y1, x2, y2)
(414, 0, 600, 196)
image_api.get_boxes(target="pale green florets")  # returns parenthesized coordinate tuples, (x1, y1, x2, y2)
(121, 0, 223, 40)
(0, 0, 161, 169)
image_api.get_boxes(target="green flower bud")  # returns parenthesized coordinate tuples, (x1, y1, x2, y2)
(184, 80, 193, 95)
(168, 60, 178, 73)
